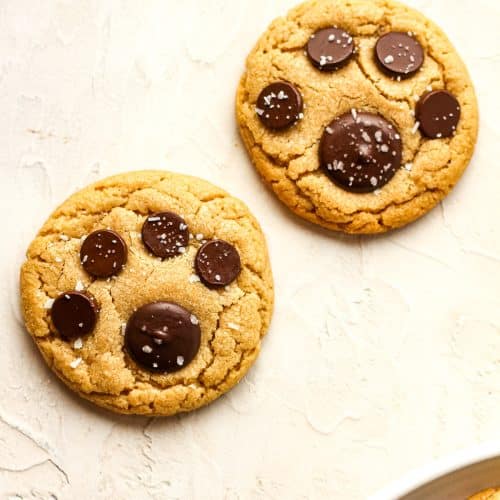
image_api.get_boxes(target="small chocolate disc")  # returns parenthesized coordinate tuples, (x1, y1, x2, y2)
(375, 32, 424, 78)
(320, 111, 403, 193)
(80, 229, 128, 278)
(141, 212, 189, 259)
(195, 240, 241, 287)
(256, 81, 303, 130)
(51, 291, 99, 338)
(306, 27, 354, 71)
(125, 301, 201, 373)
(416, 90, 461, 138)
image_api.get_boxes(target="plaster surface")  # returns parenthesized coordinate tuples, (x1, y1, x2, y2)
(0, 0, 499, 498)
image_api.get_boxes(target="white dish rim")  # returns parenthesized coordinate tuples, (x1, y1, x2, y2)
(369, 440, 500, 500)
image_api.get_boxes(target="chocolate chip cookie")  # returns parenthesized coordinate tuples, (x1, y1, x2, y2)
(20, 171, 273, 416)
(236, 0, 478, 233)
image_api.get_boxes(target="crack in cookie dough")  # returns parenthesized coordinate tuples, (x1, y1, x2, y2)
(20, 171, 274, 416)
(236, 0, 478, 234)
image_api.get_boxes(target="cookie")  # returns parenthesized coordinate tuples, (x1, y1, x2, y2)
(20, 171, 273, 416)
(236, 0, 478, 234)
(470, 489, 500, 500)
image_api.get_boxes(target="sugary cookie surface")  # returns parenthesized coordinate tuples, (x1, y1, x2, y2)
(236, 0, 478, 234)
(20, 171, 273, 416)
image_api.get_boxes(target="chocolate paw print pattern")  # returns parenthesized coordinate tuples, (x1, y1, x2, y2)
(237, 0, 478, 234)
(20, 171, 273, 416)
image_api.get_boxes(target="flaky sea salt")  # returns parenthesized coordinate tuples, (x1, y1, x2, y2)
(70, 357, 82, 369)
(227, 322, 240, 331)
(189, 274, 201, 283)
(43, 298, 55, 309)
(75, 280, 85, 291)
(74, 338, 83, 349)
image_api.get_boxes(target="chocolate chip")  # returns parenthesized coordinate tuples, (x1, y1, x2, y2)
(416, 89, 461, 138)
(195, 240, 241, 287)
(80, 229, 127, 278)
(306, 27, 354, 71)
(256, 81, 303, 130)
(375, 32, 424, 78)
(141, 212, 189, 259)
(320, 111, 403, 193)
(51, 291, 99, 339)
(124, 301, 201, 373)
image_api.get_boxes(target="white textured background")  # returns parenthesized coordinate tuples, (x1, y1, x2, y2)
(1, 0, 499, 498)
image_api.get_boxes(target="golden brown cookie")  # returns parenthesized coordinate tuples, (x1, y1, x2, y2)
(470, 488, 500, 500)
(20, 171, 273, 416)
(236, 0, 478, 234)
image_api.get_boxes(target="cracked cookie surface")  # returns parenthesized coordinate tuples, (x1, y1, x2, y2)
(20, 171, 274, 416)
(236, 0, 478, 234)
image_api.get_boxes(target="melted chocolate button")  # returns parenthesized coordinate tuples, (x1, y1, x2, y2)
(141, 212, 189, 259)
(416, 90, 461, 138)
(256, 82, 303, 130)
(375, 32, 424, 78)
(125, 301, 201, 373)
(80, 229, 127, 278)
(307, 27, 354, 71)
(51, 291, 98, 338)
(320, 111, 403, 193)
(195, 240, 241, 287)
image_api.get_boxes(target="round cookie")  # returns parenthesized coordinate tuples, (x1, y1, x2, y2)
(20, 171, 273, 416)
(236, 0, 478, 234)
